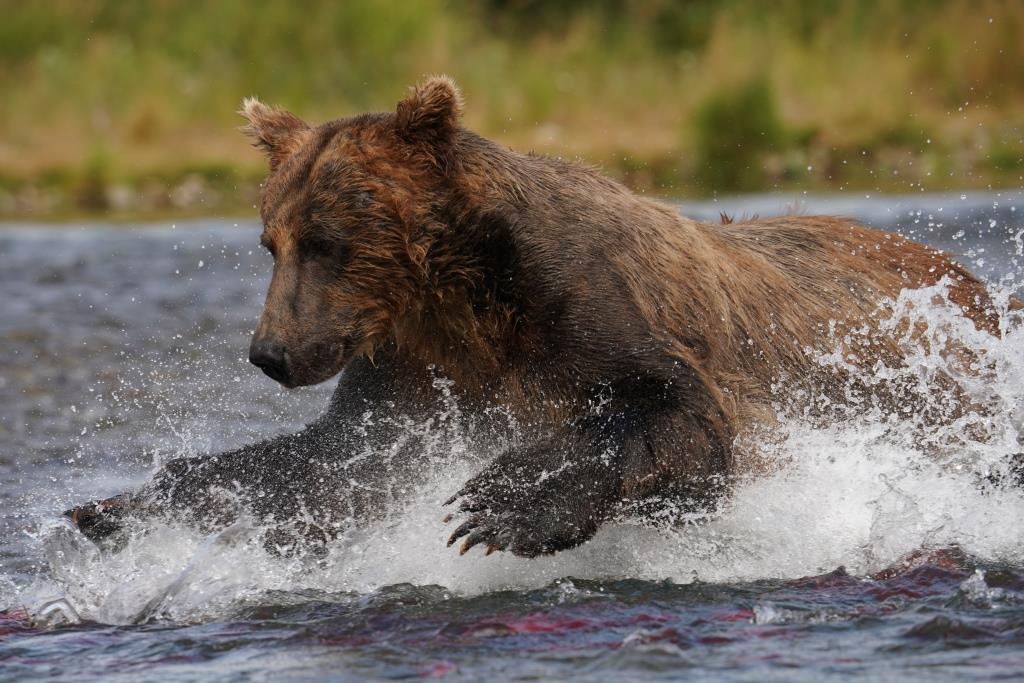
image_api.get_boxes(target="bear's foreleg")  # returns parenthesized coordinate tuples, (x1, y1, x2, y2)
(66, 350, 438, 547)
(446, 372, 733, 557)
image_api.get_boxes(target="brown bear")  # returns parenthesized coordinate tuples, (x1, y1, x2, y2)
(68, 76, 1011, 557)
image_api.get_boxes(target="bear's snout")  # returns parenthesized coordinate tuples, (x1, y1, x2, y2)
(249, 336, 291, 386)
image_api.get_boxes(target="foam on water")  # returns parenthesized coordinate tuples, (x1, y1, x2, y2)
(12, 280, 1024, 626)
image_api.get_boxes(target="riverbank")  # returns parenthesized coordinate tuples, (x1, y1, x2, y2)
(3, 0, 1023, 220)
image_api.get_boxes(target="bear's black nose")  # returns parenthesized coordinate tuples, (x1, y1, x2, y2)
(249, 338, 291, 384)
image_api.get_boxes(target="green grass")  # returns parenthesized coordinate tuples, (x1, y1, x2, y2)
(1, 0, 1023, 217)
(693, 76, 785, 193)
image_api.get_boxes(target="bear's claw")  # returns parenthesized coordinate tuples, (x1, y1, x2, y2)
(444, 492, 561, 558)
(445, 510, 516, 555)
(446, 517, 479, 547)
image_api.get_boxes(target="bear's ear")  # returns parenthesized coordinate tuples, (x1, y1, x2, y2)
(395, 75, 463, 143)
(239, 97, 311, 171)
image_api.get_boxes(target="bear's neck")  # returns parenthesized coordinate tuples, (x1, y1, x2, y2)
(391, 133, 590, 400)
(390, 201, 540, 393)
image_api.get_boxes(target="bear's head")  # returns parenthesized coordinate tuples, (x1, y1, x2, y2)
(239, 76, 465, 387)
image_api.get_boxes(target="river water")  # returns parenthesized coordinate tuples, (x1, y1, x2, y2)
(1, 191, 1023, 681)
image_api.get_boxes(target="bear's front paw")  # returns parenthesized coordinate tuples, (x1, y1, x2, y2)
(445, 510, 517, 556)
(443, 463, 602, 558)
(445, 506, 591, 558)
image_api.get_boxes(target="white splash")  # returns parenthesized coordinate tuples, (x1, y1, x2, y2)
(12, 281, 1024, 625)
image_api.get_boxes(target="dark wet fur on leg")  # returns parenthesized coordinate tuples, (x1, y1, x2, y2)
(63, 351, 445, 554)
(445, 371, 733, 558)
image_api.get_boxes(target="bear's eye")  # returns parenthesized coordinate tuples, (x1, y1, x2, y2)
(299, 234, 346, 264)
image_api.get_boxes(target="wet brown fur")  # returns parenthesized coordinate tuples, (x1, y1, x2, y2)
(237, 76, 1006, 545)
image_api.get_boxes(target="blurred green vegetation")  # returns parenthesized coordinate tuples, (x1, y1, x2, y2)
(694, 77, 784, 192)
(0, 0, 1022, 217)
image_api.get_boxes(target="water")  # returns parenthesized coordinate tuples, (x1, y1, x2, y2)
(2, 191, 1024, 681)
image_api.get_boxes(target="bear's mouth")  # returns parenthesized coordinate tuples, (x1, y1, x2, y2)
(284, 338, 353, 388)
